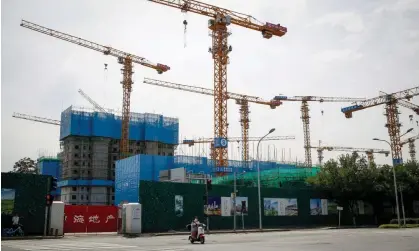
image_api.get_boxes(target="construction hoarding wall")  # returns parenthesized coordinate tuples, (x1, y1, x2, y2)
(60, 106, 179, 145)
(1, 173, 50, 235)
(139, 181, 382, 233)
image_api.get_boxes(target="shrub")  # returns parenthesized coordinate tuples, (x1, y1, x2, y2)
(389, 218, 419, 224)
(379, 224, 419, 229)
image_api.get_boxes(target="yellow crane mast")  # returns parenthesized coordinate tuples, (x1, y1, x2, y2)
(342, 87, 419, 165)
(146, 0, 287, 175)
(400, 135, 419, 162)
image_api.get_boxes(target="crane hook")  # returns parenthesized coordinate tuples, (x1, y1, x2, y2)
(183, 20, 188, 48)
(321, 110, 324, 116)
(104, 63, 108, 70)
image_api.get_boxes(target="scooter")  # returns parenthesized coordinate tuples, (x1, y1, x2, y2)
(186, 223, 206, 244)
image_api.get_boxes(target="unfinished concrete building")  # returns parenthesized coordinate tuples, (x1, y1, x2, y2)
(58, 106, 179, 205)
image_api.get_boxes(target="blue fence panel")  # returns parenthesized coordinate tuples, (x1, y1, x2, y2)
(152, 156, 175, 180)
(115, 155, 141, 205)
(37, 158, 62, 196)
(139, 155, 154, 181)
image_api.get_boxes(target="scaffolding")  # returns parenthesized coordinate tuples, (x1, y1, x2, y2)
(60, 106, 179, 145)
(212, 167, 320, 188)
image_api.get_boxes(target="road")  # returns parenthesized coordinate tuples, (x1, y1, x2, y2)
(2, 228, 419, 251)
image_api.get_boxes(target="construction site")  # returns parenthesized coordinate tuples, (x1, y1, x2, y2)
(4, 1, 419, 207)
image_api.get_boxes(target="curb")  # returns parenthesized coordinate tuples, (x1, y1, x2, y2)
(2, 235, 65, 241)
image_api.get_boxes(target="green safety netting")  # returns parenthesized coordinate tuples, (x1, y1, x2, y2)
(212, 167, 320, 188)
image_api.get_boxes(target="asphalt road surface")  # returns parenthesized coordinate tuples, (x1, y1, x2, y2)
(2, 228, 419, 251)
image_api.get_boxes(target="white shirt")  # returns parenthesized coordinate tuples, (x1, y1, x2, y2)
(12, 216, 19, 225)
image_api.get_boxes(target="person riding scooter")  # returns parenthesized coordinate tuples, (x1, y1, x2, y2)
(191, 216, 200, 238)
(187, 216, 206, 244)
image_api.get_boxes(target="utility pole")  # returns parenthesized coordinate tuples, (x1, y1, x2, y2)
(233, 169, 237, 231)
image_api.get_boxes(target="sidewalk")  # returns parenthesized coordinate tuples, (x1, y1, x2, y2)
(2, 235, 64, 241)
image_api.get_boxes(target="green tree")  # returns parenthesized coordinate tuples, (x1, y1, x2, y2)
(11, 157, 38, 174)
(396, 161, 419, 195)
(307, 152, 381, 224)
(308, 155, 419, 224)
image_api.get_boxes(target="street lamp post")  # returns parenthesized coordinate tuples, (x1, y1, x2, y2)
(372, 139, 400, 226)
(373, 127, 412, 227)
(257, 128, 275, 230)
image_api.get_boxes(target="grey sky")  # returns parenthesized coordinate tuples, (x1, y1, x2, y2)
(2, 0, 419, 171)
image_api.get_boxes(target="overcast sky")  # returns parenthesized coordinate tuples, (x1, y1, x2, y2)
(2, 0, 419, 171)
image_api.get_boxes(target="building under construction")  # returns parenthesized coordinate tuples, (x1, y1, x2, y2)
(58, 106, 179, 205)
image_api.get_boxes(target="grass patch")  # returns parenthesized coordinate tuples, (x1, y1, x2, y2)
(379, 224, 419, 229)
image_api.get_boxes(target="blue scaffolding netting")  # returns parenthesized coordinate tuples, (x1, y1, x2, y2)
(60, 106, 179, 145)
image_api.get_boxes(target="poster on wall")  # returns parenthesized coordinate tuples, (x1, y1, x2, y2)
(175, 195, 183, 217)
(204, 196, 221, 216)
(310, 199, 328, 215)
(1, 188, 16, 215)
(264, 198, 279, 216)
(264, 198, 298, 216)
(221, 197, 232, 216)
(281, 198, 298, 216)
(232, 197, 248, 216)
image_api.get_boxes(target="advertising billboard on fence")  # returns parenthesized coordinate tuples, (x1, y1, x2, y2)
(205, 196, 221, 216)
(232, 197, 248, 216)
(204, 196, 248, 216)
(264, 198, 298, 216)
(310, 199, 328, 215)
(221, 197, 232, 216)
(175, 195, 183, 217)
(1, 188, 15, 215)
(264, 198, 279, 216)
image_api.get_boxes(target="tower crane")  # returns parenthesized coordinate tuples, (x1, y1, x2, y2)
(341, 87, 419, 165)
(272, 95, 366, 167)
(144, 78, 365, 168)
(146, 0, 287, 175)
(400, 134, 419, 162)
(14, 90, 110, 127)
(78, 89, 108, 113)
(20, 20, 170, 159)
(311, 145, 389, 166)
(143, 78, 282, 168)
(182, 136, 295, 160)
(12, 113, 60, 126)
